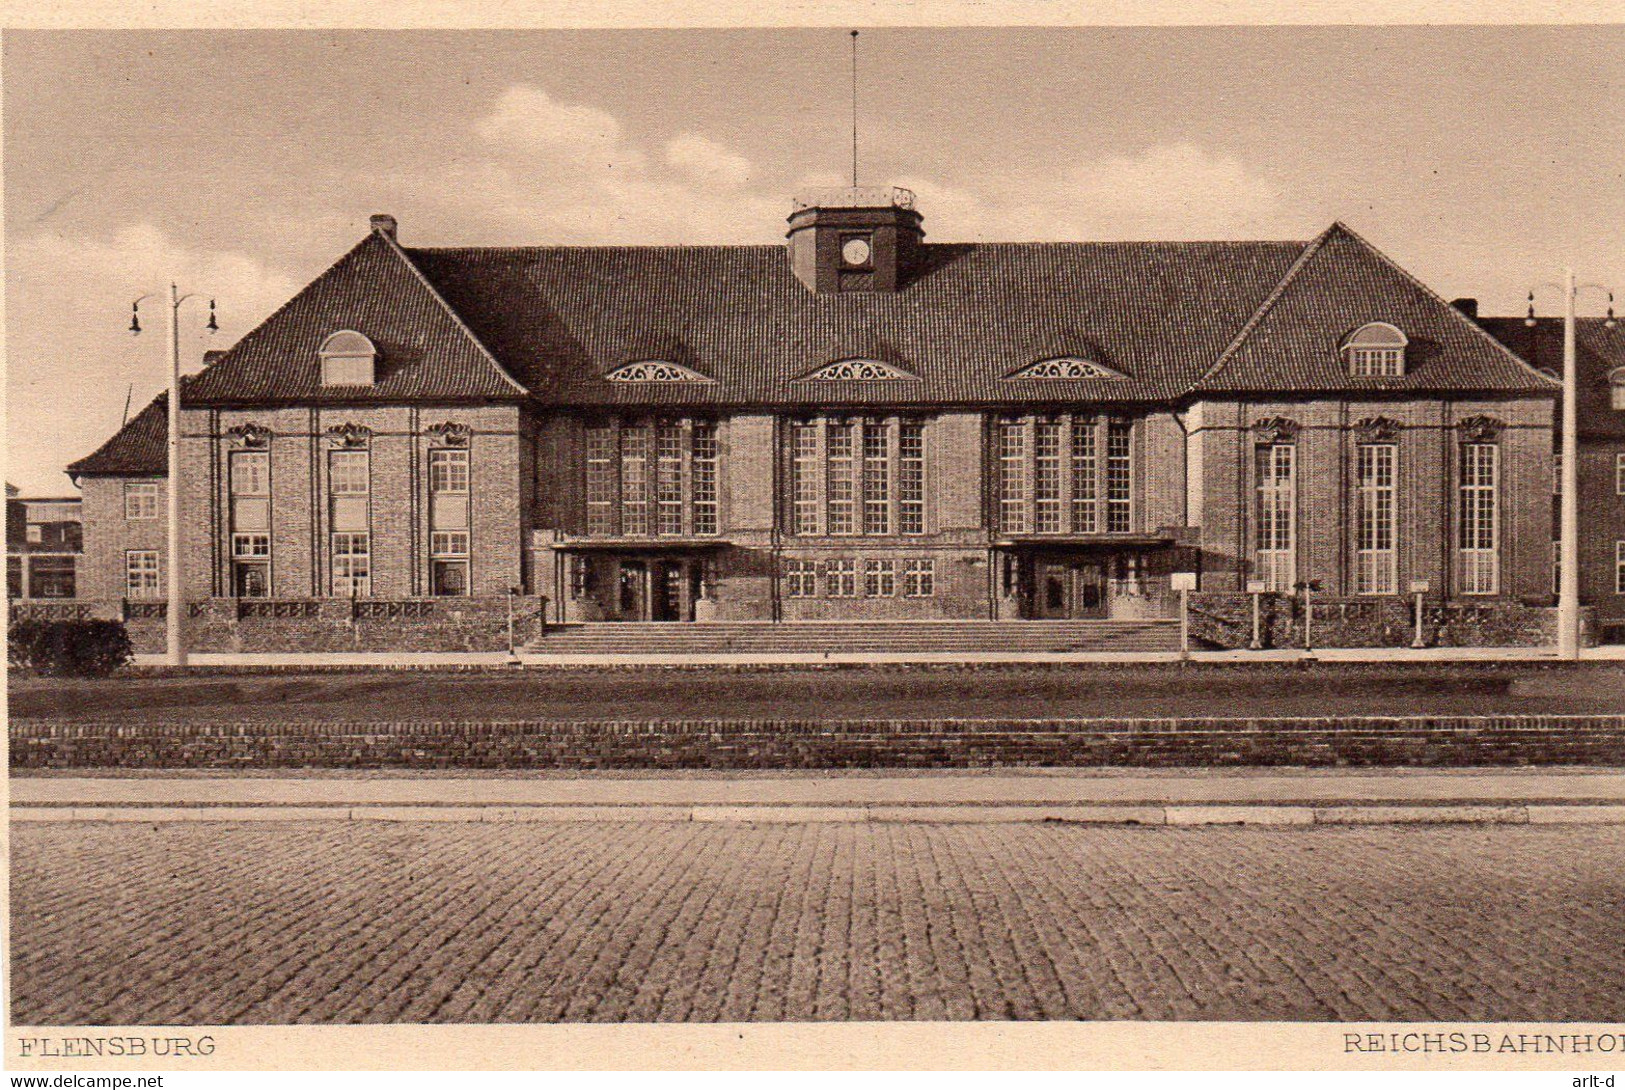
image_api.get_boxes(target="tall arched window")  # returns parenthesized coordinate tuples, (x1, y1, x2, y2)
(319, 331, 378, 386)
(1610, 367, 1625, 410)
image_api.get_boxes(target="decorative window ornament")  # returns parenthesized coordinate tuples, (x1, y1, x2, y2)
(319, 330, 378, 386)
(1352, 415, 1402, 442)
(224, 423, 271, 448)
(1456, 415, 1505, 442)
(1251, 417, 1302, 444)
(800, 358, 917, 381)
(1008, 357, 1124, 380)
(1343, 322, 1409, 377)
(324, 422, 373, 448)
(603, 361, 713, 383)
(425, 421, 472, 447)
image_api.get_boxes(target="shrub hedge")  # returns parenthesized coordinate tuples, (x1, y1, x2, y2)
(8, 619, 133, 678)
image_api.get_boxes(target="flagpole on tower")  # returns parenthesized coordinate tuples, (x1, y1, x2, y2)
(850, 29, 859, 187)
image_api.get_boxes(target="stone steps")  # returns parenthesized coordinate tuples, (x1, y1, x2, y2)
(524, 620, 1190, 655)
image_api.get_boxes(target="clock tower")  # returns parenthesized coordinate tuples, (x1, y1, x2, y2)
(787, 186, 924, 294)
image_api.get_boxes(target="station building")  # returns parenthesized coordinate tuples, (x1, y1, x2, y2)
(66, 187, 1562, 650)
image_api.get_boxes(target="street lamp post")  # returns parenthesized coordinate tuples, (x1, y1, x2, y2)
(1529, 273, 1613, 661)
(131, 286, 216, 667)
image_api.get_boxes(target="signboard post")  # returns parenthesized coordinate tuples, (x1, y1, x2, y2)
(1409, 580, 1431, 650)
(1171, 572, 1198, 659)
(1245, 580, 1267, 650)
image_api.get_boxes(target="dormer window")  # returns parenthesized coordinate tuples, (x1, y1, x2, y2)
(1610, 368, 1625, 410)
(319, 331, 377, 386)
(603, 361, 712, 383)
(801, 358, 917, 382)
(1343, 322, 1408, 377)
(1008, 357, 1125, 380)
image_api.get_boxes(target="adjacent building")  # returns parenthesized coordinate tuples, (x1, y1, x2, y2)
(67, 187, 1562, 650)
(6, 483, 83, 600)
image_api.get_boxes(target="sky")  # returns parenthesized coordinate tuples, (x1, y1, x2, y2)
(5, 26, 1624, 495)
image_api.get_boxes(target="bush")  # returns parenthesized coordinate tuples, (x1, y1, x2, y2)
(8, 619, 133, 677)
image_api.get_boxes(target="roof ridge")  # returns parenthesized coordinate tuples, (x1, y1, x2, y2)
(1187, 224, 1337, 391)
(406, 238, 1310, 256)
(375, 227, 530, 396)
(1328, 220, 1560, 389)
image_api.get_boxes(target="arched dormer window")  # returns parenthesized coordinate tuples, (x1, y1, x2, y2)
(319, 331, 378, 387)
(603, 361, 712, 383)
(1007, 357, 1125, 381)
(1343, 322, 1409, 377)
(1610, 367, 1625, 410)
(800, 358, 917, 381)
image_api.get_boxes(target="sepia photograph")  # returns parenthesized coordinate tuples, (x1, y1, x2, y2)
(5, 15, 1625, 1072)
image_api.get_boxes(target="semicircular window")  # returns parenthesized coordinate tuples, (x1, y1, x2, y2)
(802, 359, 917, 381)
(1343, 322, 1409, 377)
(1008, 357, 1125, 380)
(319, 330, 378, 387)
(604, 361, 713, 383)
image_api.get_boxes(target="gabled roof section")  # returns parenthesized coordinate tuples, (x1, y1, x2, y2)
(1193, 223, 1558, 395)
(1479, 316, 1625, 438)
(407, 241, 1304, 406)
(182, 228, 526, 405)
(68, 392, 168, 478)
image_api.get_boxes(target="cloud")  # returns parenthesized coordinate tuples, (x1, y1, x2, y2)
(5, 225, 301, 493)
(663, 133, 753, 189)
(901, 143, 1287, 241)
(476, 85, 643, 173)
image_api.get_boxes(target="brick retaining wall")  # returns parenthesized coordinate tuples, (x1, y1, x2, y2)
(1188, 593, 1564, 649)
(13, 715, 1625, 769)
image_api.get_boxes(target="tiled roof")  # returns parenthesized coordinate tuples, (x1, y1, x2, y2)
(407, 240, 1305, 406)
(1478, 316, 1625, 438)
(182, 230, 526, 405)
(1193, 224, 1557, 395)
(68, 392, 168, 477)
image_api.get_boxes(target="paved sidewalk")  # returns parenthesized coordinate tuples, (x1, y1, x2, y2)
(128, 644, 1625, 667)
(14, 769, 1625, 824)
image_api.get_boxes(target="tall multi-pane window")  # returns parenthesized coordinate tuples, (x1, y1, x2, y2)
(329, 450, 370, 596)
(1071, 422, 1098, 533)
(428, 448, 471, 596)
(898, 422, 925, 535)
(584, 419, 721, 538)
(997, 420, 1027, 533)
(826, 422, 857, 535)
(656, 424, 684, 535)
(692, 422, 718, 536)
(1254, 444, 1296, 593)
(1034, 420, 1064, 533)
(791, 422, 820, 534)
(789, 418, 923, 537)
(229, 450, 271, 598)
(1105, 420, 1133, 533)
(1617, 541, 1625, 595)
(126, 550, 160, 599)
(1355, 443, 1398, 594)
(1458, 443, 1499, 595)
(585, 425, 616, 535)
(619, 425, 650, 536)
(862, 422, 891, 535)
(1615, 452, 1625, 496)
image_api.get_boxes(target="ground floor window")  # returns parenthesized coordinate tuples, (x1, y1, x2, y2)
(27, 556, 75, 598)
(824, 559, 857, 598)
(126, 550, 160, 598)
(903, 559, 935, 598)
(331, 532, 371, 597)
(786, 559, 817, 598)
(231, 533, 271, 598)
(1617, 542, 1625, 595)
(7, 556, 21, 599)
(430, 530, 470, 597)
(863, 559, 896, 598)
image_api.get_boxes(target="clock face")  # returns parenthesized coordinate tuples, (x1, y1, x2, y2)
(841, 237, 872, 266)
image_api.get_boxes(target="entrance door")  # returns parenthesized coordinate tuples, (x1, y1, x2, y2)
(1032, 557, 1106, 619)
(233, 561, 270, 598)
(618, 560, 648, 620)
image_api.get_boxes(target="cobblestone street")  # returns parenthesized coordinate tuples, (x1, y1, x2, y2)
(11, 821, 1625, 1024)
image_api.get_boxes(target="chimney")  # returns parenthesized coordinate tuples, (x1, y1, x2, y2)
(1450, 297, 1479, 320)
(202, 350, 225, 367)
(369, 214, 398, 240)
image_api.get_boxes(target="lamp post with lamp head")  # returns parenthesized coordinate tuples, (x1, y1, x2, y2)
(130, 286, 217, 667)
